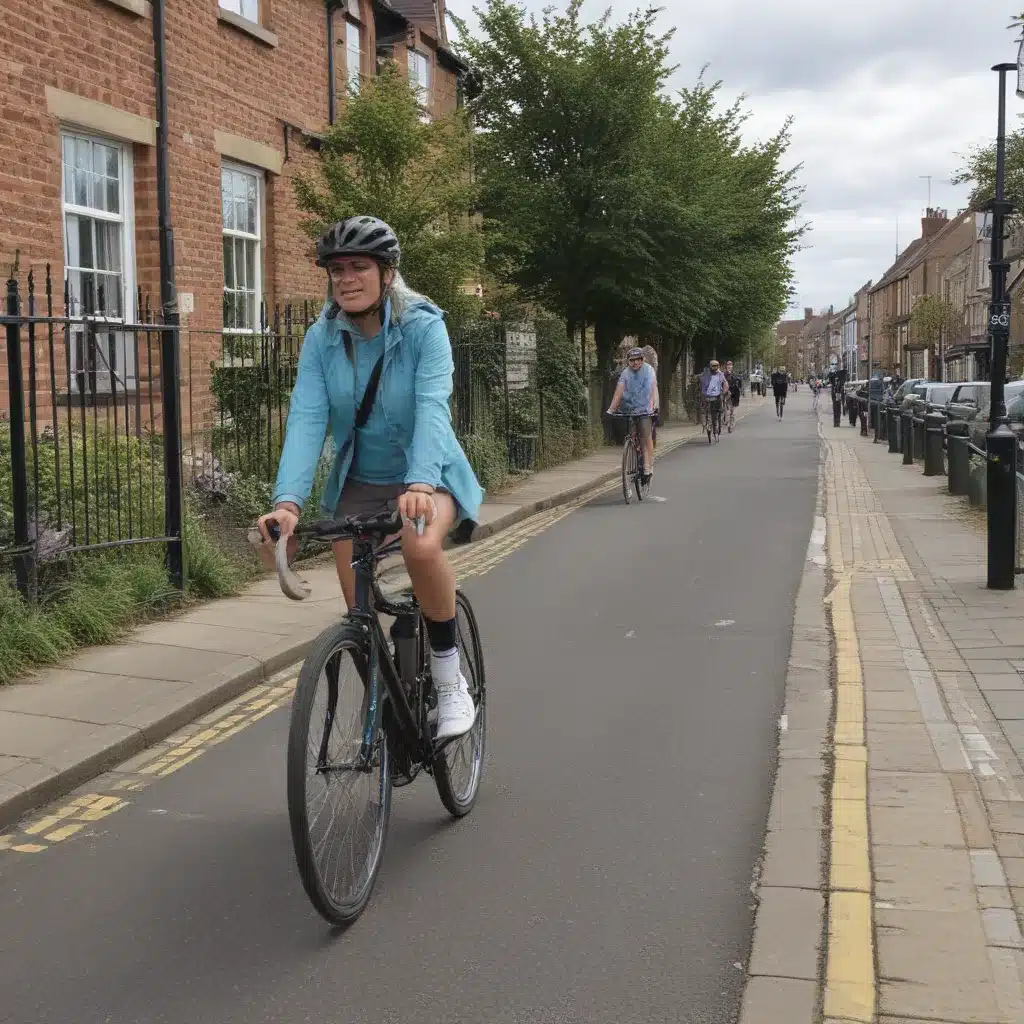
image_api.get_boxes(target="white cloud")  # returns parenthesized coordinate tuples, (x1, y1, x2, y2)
(450, 0, 1020, 314)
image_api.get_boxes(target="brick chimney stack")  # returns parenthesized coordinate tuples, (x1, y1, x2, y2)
(921, 207, 949, 240)
(804, 307, 813, 322)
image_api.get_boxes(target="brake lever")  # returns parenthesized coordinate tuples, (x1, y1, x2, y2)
(276, 536, 312, 601)
(246, 526, 311, 601)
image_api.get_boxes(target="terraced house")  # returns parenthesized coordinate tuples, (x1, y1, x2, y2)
(0, 0, 468, 429)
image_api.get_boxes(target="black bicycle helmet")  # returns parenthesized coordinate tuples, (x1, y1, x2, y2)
(315, 216, 401, 267)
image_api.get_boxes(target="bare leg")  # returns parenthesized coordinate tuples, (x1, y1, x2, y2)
(332, 539, 355, 610)
(401, 492, 458, 622)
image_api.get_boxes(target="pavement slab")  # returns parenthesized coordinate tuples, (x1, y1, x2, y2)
(823, 415, 1024, 1023)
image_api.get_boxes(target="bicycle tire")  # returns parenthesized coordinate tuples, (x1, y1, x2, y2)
(635, 441, 650, 501)
(621, 437, 635, 503)
(433, 590, 488, 817)
(287, 622, 393, 927)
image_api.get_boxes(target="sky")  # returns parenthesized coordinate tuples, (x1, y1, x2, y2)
(448, 0, 1021, 318)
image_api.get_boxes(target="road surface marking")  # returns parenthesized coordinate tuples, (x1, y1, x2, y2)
(824, 545, 875, 1018)
(1, 678, 296, 858)
(0, 426, 717, 860)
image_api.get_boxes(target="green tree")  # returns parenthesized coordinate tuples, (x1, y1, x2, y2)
(455, 1, 801, 374)
(455, 0, 675, 364)
(292, 63, 483, 321)
(910, 294, 963, 349)
(952, 13, 1024, 209)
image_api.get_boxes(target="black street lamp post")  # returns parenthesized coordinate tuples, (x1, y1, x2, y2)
(985, 62, 1017, 590)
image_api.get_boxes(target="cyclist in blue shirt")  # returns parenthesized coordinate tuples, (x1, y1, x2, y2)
(700, 359, 728, 433)
(256, 216, 481, 741)
(607, 347, 659, 485)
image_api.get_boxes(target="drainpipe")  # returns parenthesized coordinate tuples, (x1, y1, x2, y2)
(326, 1, 336, 124)
(152, 0, 184, 589)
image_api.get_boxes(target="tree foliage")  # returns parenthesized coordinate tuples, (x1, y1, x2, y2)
(454, 0, 802, 369)
(292, 64, 483, 321)
(910, 294, 962, 347)
(952, 13, 1024, 210)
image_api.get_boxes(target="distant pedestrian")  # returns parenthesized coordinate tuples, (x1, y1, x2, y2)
(724, 359, 741, 432)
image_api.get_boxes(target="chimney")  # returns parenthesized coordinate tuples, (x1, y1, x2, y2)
(804, 307, 813, 322)
(921, 207, 949, 240)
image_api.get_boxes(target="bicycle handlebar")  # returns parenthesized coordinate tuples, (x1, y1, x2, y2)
(249, 510, 425, 603)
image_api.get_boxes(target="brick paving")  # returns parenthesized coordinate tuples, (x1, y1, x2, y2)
(825, 422, 1024, 1022)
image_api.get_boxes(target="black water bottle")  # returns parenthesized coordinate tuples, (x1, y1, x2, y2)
(390, 614, 418, 692)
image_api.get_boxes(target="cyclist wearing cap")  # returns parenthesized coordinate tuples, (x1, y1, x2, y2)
(700, 359, 728, 432)
(256, 215, 482, 741)
(607, 347, 658, 485)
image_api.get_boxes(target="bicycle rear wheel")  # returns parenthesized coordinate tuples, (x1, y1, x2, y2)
(287, 622, 392, 927)
(621, 437, 636, 503)
(433, 590, 487, 817)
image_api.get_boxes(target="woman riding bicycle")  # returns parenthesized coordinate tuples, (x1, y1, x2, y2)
(256, 215, 482, 742)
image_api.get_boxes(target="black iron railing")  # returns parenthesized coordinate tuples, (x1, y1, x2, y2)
(1, 264, 175, 598)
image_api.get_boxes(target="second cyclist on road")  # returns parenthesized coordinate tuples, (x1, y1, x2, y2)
(607, 347, 659, 486)
(771, 366, 789, 420)
(700, 359, 728, 436)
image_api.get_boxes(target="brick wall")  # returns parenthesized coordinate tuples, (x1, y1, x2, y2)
(0, 0, 330, 429)
(0, 0, 465, 436)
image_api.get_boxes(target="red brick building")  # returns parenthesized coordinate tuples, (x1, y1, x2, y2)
(0, 0, 467, 427)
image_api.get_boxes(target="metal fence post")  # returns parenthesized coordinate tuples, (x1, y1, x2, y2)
(902, 412, 914, 465)
(501, 322, 510, 469)
(538, 387, 545, 462)
(5, 275, 32, 598)
(888, 407, 899, 453)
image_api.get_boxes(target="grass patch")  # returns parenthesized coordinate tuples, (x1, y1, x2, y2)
(0, 496, 260, 687)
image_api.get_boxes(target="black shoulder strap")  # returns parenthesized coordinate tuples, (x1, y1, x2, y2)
(349, 330, 386, 430)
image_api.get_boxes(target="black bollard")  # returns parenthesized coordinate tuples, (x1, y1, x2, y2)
(946, 422, 970, 495)
(923, 411, 945, 476)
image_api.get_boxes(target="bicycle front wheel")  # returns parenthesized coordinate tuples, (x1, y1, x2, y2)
(433, 590, 487, 817)
(287, 622, 392, 927)
(621, 437, 636, 503)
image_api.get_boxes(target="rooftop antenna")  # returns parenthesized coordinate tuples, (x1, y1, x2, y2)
(919, 174, 932, 211)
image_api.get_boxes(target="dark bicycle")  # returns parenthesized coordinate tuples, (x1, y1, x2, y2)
(266, 510, 487, 927)
(606, 411, 651, 503)
(702, 396, 723, 443)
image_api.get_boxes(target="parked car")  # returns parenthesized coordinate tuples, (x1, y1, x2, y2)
(944, 382, 990, 424)
(905, 382, 958, 419)
(965, 381, 1024, 448)
(843, 380, 866, 411)
(891, 378, 929, 411)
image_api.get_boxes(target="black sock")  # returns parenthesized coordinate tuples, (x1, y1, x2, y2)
(424, 616, 457, 654)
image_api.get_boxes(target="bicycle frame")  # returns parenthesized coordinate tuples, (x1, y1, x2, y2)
(345, 534, 430, 771)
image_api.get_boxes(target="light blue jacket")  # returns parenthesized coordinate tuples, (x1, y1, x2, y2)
(273, 297, 484, 523)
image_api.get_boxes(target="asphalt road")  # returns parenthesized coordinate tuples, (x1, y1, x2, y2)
(0, 393, 821, 1024)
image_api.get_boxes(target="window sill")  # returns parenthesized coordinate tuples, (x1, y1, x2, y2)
(217, 9, 279, 48)
(59, 387, 141, 407)
(100, 0, 151, 16)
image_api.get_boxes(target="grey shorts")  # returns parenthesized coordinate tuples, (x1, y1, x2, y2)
(634, 415, 653, 444)
(334, 481, 405, 521)
(333, 481, 457, 523)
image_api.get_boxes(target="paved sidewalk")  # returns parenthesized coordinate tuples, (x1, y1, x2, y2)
(0, 401, 764, 828)
(822, 419, 1024, 1023)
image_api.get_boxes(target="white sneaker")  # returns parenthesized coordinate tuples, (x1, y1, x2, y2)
(434, 672, 477, 741)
